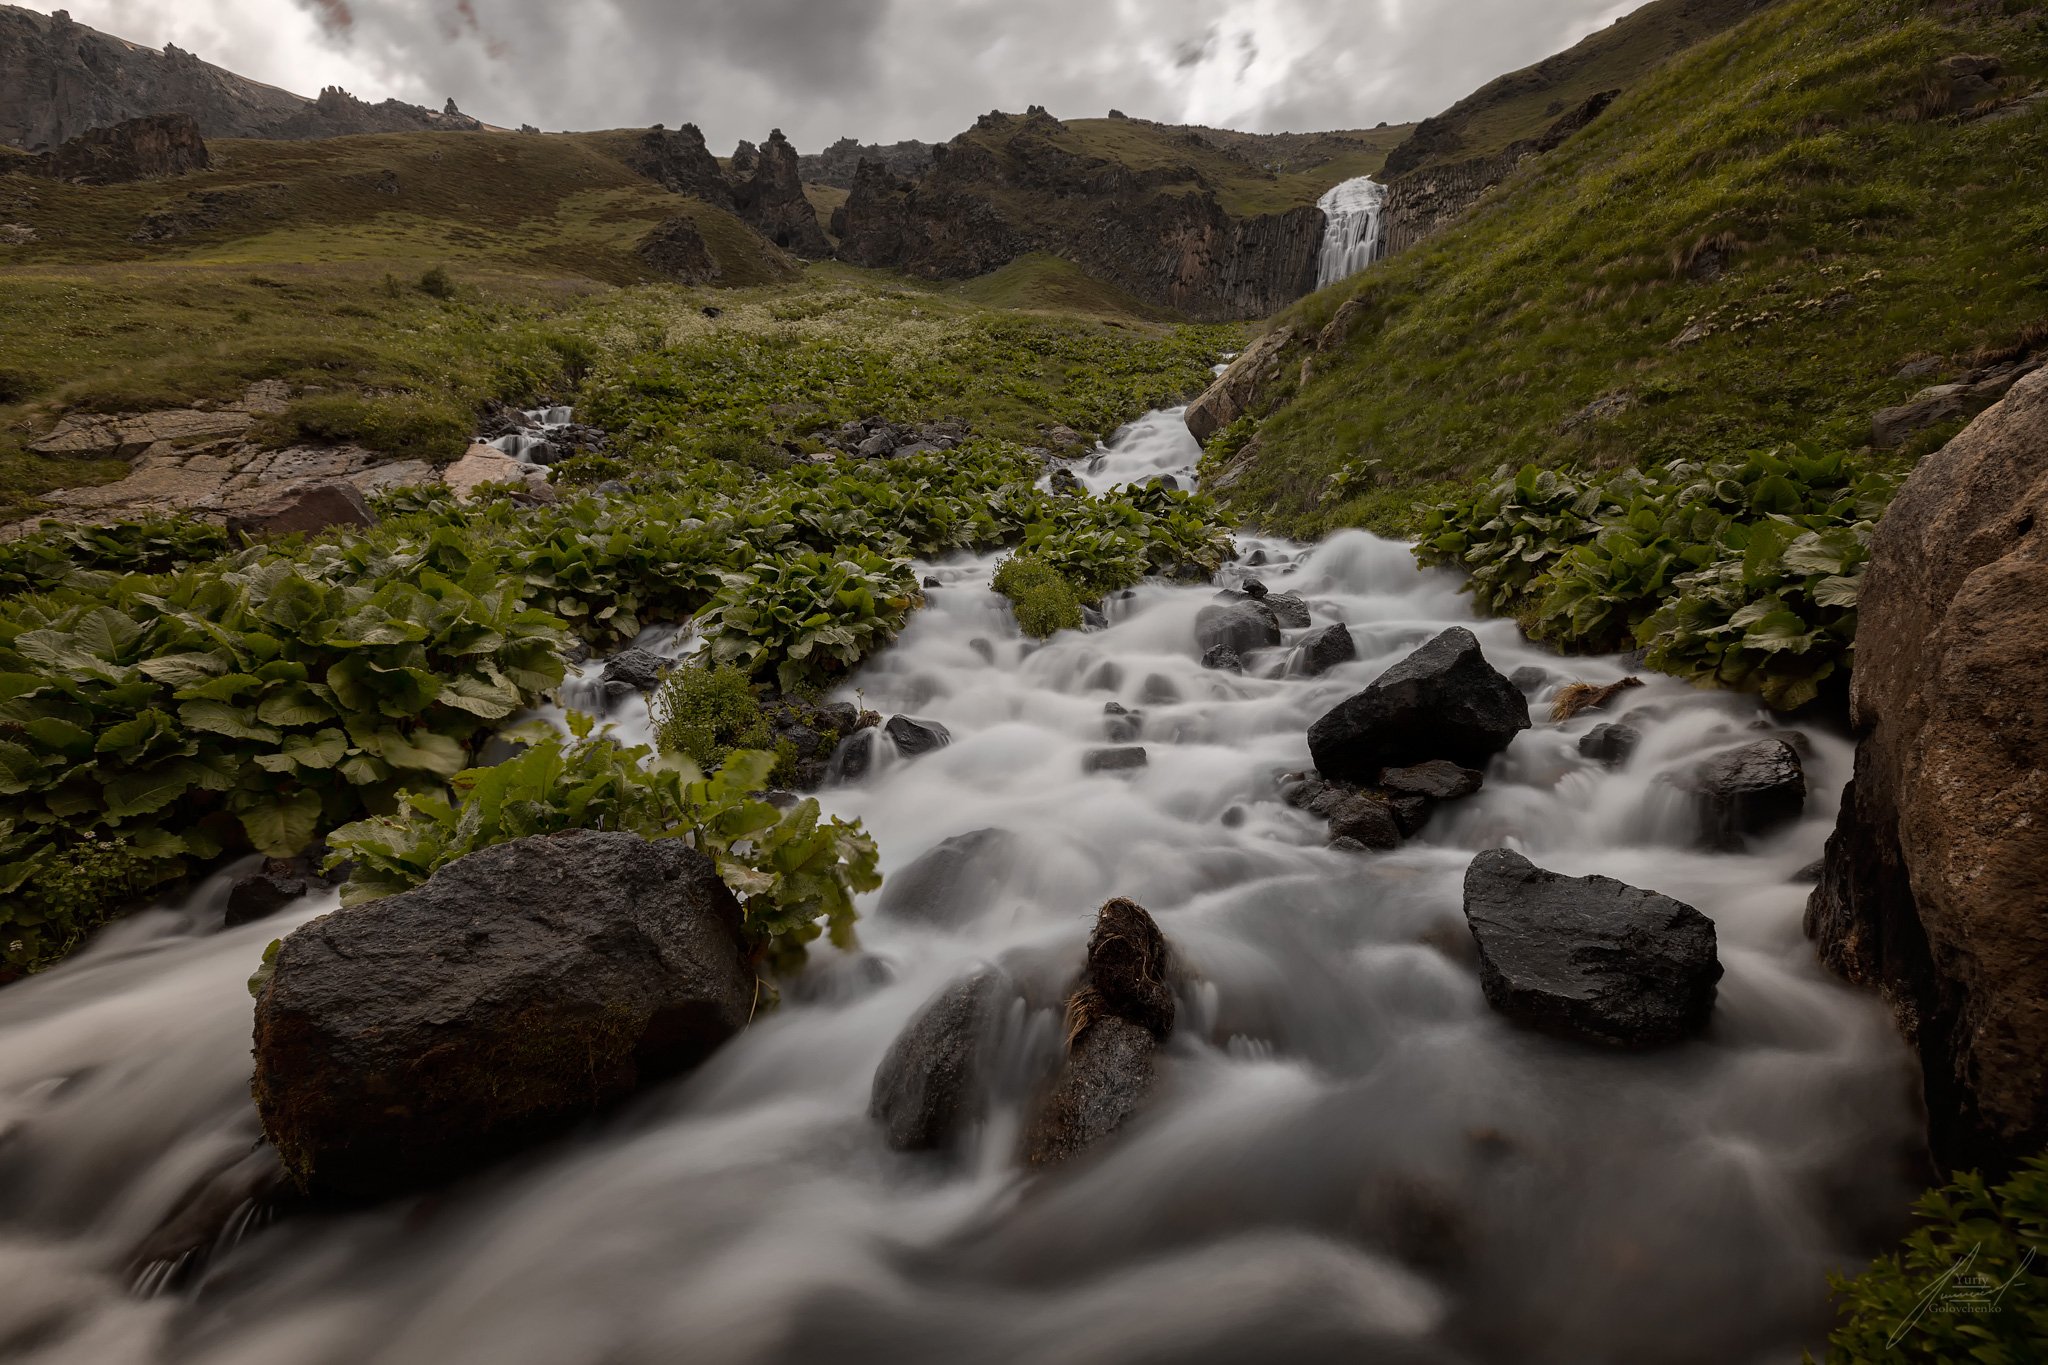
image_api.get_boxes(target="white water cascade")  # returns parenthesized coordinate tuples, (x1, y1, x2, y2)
(0, 410, 1919, 1365)
(487, 405, 577, 465)
(1316, 176, 1388, 289)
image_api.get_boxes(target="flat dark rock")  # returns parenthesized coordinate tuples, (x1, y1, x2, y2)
(1462, 848, 1722, 1048)
(1686, 739, 1806, 849)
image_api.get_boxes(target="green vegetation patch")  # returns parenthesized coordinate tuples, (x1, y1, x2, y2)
(992, 554, 1085, 638)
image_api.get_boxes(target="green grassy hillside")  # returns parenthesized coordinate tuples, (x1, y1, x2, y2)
(1226, 0, 2048, 536)
(1383, 0, 1785, 175)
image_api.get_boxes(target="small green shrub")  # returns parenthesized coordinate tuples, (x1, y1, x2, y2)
(654, 663, 771, 768)
(548, 453, 629, 487)
(417, 266, 458, 300)
(259, 394, 472, 463)
(3, 837, 183, 975)
(992, 554, 1083, 638)
(1817, 1154, 2048, 1362)
(698, 548, 921, 694)
(325, 715, 881, 974)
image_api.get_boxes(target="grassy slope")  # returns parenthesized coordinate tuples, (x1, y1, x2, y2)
(1389, 0, 1783, 172)
(1226, 0, 2048, 536)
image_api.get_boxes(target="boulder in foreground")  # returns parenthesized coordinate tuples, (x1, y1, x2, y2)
(252, 830, 752, 1200)
(1308, 627, 1529, 783)
(1463, 849, 1721, 1048)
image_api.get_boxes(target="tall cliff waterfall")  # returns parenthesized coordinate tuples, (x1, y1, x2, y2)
(1315, 176, 1387, 289)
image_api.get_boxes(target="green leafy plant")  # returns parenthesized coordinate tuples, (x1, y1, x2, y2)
(325, 715, 881, 974)
(653, 662, 772, 768)
(0, 516, 234, 597)
(697, 548, 921, 694)
(417, 265, 458, 300)
(992, 554, 1084, 638)
(1817, 1154, 2048, 1363)
(3, 837, 184, 975)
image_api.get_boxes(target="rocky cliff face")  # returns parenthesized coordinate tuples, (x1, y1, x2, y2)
(27, 111, 207, 184)
(835, 109, 1321, 322)
(800, 136, 933, 190)
(732, 128, 831, 258)
(0, 4, 478, 151)
(623, 123, 734, 210)
(1807, 367, 2048, 1175)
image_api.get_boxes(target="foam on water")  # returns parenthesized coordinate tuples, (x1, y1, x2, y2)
(0, 409, 1918, 1365)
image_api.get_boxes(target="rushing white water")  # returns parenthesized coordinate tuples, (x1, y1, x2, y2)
(486, 405, 577, 465)
(1316, 176, 1388, 290)
(0, 410, 1920, 1365)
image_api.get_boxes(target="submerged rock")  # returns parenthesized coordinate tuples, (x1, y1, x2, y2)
(884, 715, 952, 758)
(1462, 849, 1722, 1048)
(1195, 600, 1281, 657)
(1102, 702, 1144, 743)
(1024, 898, 1176, 1165)
(1578, 723, 1641, 769)
(251, 831, 752, 1200)
(1308, 627, 1530, 783)
(1201, 644, 1244, 672)
(1084, 746, 1149, 775)
(1327, 792, 1402, 850)
(602, 648, 672, 694)
(1686, 739, 1806, 849)
(876, 828, 1023, 929)
(871, 968, 1012, 1151)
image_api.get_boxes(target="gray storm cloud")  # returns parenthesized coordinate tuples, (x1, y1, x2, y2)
(275, 0, 1637, 150)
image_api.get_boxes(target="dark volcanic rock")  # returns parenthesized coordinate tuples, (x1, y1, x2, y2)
(224, 858, 319, 927)
(1381, 760, 1484, 803)
(1201, 645, 1243, 672)
(1463, 849, 1722, 1048)
(734, 128, 832, 258)
(1196, 600, 1281, 657)
(876, 828, 1022, 929)
(1578, 723, 1642, 768)
(762, 697, 865, 790)
(1327, 792, 1402, 850)
(1139, 673, 1182, 706)
(1084, 746, 1149, 775)
(1296, 623, 1356, 676)
(871, 968, 1010, 1151)
(635, 215, 717, 283)
(226, 481, 375, 540)
(621, 122, 733, 207)
(1102, 703, 1144, 743)
(1686, 740, 1806, 849)
(31, 112, 207, 183)
(1025, 898, 1176, 1165)
(1508, 665, 1551, 695)
(602, 648, 672, 693)
(885, 715, 953, 758)
(251, 831, 752, 1199)
(1307, 627, 1529, 783)
(1265, 592, 1311, 629)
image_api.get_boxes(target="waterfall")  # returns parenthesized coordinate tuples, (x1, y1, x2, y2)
(1316, 176, 1387, 290)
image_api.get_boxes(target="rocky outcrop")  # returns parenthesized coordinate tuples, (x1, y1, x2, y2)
(733, 129, 830, 258)
(28, 112, 207, 184)
(0, 7, 479, 151)
(1808, 367, 2048, 1174)
(251, 831, 754, 1200)
(1295, 623, 1357, 677)
(800, 135, 934, 189)
(1464, 849, 1723, 1047)
(834, 110, 1323, 321)
(1872, 355, 2043, 450)
(635, 215, 717, 284)
(225, 481, 375, 540)
(621, 123, 733, 209)
(1307, 627, 1530, 784)
(1024, 898, 1176, 1165)
(1186, 327, 1295, 442)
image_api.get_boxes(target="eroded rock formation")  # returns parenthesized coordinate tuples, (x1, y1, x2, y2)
(733, 128, 831, 258)
(1808, 367, 2048, 1174)
(28, 111, 207, 183)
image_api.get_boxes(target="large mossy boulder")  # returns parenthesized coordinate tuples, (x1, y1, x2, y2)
(1307, 627, 1529, 783)
(251, 830, 753, 1201)
(1463, 849, 1722, 1048)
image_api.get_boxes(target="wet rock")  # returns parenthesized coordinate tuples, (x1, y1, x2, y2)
(1049, 467, 1085, 496)
(1195, 600, 1281, 657)
(1308, 627, 1530, 784)
(1380, 760, 1485, 804)
(1080, 604, 1108, 630)
(1508, 665, 1551, 695)
(762, 697, 865, 791)
(1024, 898, 1176, 1165)
(1102, 703, 1143, 743)
(1239, 578, 1270, 599)
(1686, 740, 1806, 849)
(252, 831, 752, 1200)
(1792, 858, 1826, 885)
(877, 829, 1023, 929)
(923, 575, 942, 589)
(1086, 661, 1126, 692)
(1578, 723, 1641, 768)
(1202, 645, 1244, 672)
(830, 727, 880, 783)
(1139, 673, 1182, 706)
(1084, 747, 1149, 775)
(225, 481, 375, 540)
(1327, 793, 1402, 850)
(1221, 806, 1247, 829)
(1265, 591, 1311, 629)
(224, 860, 313, 927)
(1296, 623, 1356, 677)
(1462, 848, 1722, 1048)
(126, 1147, 290, 1288)
(969, 638, 996, 664)
(885, 715, 952, 758)
(602, 648, 671, 693)
(871, 969, 1011, 1152)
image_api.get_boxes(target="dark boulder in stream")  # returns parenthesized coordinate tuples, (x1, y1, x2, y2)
(1684, 739, 1806, 849)
(1296, 622, 1356, 677)
(1463, 849, 1722, 1048)
(876, 828, 1023, 929)
(251, 831, 753, 1201)
(885, 715, 953, 758)
(1195, 600, 1281, 657)
(1308, 627, 1529, 783)
(1024, 898, 1175, 1165)
(871, 968, 1012, 1151)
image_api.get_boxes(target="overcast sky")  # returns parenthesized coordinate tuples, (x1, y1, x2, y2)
(36, 0, 1643, 151)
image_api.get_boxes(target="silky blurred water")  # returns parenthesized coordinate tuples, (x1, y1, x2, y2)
(0, 411, 1918, 1365)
